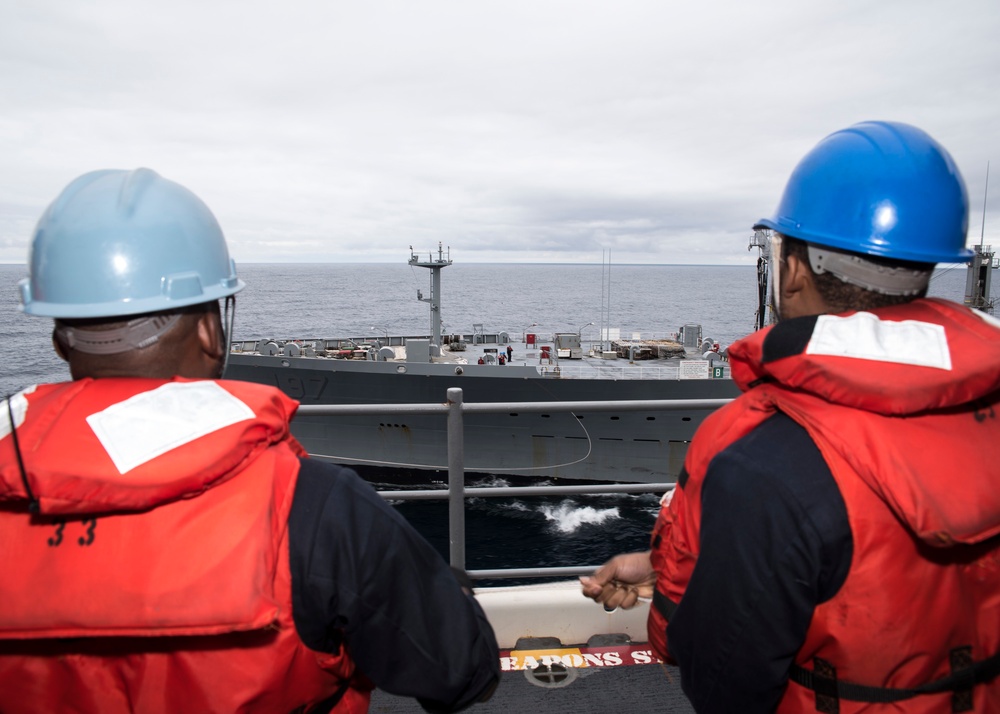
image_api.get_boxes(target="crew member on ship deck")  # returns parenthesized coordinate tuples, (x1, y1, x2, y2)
(0, 168, 500, 713)
(581, 121, 1000, 711)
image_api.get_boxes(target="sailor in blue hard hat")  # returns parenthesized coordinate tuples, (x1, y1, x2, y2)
(755, 120, 972, 319)
(584, 122, 1000, 711)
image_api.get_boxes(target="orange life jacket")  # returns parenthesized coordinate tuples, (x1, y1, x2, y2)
(0, 377, 371, 713)
(649, 299, 1000, 712)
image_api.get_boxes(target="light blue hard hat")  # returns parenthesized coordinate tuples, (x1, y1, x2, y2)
(20, 168, 245, 318)
(755, 121, 972, 264)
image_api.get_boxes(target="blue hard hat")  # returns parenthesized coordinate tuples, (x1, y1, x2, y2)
(755, 121, 972, 264)
(20, 168, 245, 318)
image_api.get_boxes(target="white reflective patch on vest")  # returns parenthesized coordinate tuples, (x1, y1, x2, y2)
(0, 388, 32, 441)
(807, 312, 952, 370)
(87, 382, 256, 474)
(971, 308, 1000, 331)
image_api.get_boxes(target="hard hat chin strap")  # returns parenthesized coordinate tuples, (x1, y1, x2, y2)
(219, 296, 236, 378)
(806, 244, 931, 296)
(54, 314, 182, 355)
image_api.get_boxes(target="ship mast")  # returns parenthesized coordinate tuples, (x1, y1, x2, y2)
(748, 228, 773, 329)
(409, 242, 453, 347)
(964, 162, 995, 314)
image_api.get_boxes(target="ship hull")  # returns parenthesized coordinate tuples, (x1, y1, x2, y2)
(225, 353, 739, 483)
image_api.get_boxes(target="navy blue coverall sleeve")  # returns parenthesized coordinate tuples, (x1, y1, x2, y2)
(288, 458, 499, 712)
(666, 413, 853, 713)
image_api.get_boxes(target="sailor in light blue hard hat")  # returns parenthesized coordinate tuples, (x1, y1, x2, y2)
(6, 169, 503, 714)
(19, 168, 244, 378)
(755, 120, 972, 319)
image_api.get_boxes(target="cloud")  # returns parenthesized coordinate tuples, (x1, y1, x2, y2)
(1, 0, 998, 265)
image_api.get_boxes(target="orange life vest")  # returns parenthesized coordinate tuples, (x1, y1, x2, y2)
(650, 299, 1000, 712)
(0, 377, 371, 713)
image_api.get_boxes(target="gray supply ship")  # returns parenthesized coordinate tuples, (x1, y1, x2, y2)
(225, 244, 750, 484)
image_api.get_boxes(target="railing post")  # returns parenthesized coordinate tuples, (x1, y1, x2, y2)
(446, 387, 466, 570)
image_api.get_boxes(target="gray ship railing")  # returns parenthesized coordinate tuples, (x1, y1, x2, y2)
(296, 388, 732, 582)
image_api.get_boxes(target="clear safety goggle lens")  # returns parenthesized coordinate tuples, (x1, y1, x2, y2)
(768, 232, 782, 317)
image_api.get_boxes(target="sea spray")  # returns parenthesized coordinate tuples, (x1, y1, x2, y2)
(540, 500, 621, 534)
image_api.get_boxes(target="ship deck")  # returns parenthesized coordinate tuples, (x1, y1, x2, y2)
(367, 580, 696, 712)
(370, 662, 694, 712)
(226, 331, 739, 483)
(230, 329, 732, 382)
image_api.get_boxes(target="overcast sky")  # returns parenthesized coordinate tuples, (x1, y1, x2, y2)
(2, 0, 998, 266)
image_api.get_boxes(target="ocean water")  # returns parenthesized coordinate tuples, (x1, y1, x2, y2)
(0, 261, 980, 579)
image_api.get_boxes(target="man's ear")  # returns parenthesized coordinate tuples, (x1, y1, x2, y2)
(780, 252, 810, 298)
(196, 311, 225, 360)
(780, 252, 827, 318)
(51, 329, 69, 362)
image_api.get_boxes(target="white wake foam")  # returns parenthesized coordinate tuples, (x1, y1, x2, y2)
(540, 500, 621, 534)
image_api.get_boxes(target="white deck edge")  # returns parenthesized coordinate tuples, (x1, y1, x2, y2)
(475, 579, 650, 650)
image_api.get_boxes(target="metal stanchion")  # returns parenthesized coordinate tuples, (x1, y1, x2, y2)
(446, 387, 466, 570)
